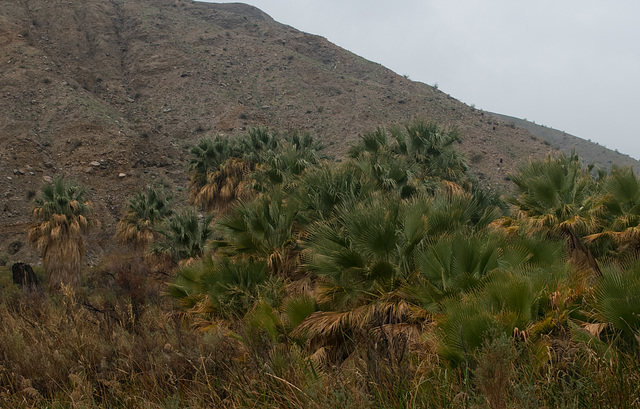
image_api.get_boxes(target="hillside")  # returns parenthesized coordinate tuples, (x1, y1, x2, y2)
(489, 112, 640, 171)
(0, 0, 621, 263)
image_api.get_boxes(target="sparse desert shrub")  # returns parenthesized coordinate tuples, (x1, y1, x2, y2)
(470, 152, 484, 164)
(474, 331, 516, 409)
(7, 239, 22, 255)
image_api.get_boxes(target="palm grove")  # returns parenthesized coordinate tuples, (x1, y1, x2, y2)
(22, 120, 640, 406)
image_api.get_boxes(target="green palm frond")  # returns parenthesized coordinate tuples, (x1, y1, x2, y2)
(151, 208, 214, 264)
(507, 151, 598, 232)
(506, 151, 604, 274)
(590, 167, 640, 256)
(437, 268, 550, 365)
(415, 233, 501, 298)
(291, 163, 376, 224)
(593, 262, 640, 345)
(217, 191, 300, 276)
(169, 256, 282, 320)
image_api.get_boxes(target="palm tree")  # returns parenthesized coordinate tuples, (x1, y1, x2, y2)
(193, 157, 251, 213)
(188, 136, 238, 209)
(252, 132, 325, 190)
(592, 260, 640, 347)
(169, 255, 283, 322)
(237, 127, 279, 165)
(390, 120, 467, 183)
(586, 166, 640, 258)
(150, 208, 214, 266)
(504, 151, 602, 275)
(347, 121, 470, 197)
(115, 185, 173, 249)
(188, 129, 321, 212)
(298, 187, 555, 362)
(28, 178, 99, 291)
(290, 163, 376, 224)
(436, 268, 550, 365)
(348, 128, 421, 197)
(216, 191, 300, 277)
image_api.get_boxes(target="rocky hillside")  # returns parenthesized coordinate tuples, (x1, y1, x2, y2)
(489, 112, 640, 171)
(0, 0, 618, 263)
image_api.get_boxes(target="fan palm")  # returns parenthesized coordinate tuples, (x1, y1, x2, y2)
(193, 157, 251, 212)
(591, 261, 640, 347)
(291, 163, 376, 224)
(436, 270, 546, 364)
(150, 208, 214, 266)
(237, 127, 279, 164)
(390, 120, 467, 183)
(306, 194, 430, 310)
(216, 191, 301, 277)
(586, 166, 640, 257)
(188, 136, 238, 205)
(252, 132, 324, 190)
(411, 231, 564, 309)
(347, 121, 469, 196)
(413, 233, 502, 306)
(115, 185, 172, 249)
(306, 186, 502, 311)
(28, 178, 99, 291)
(505, 151, 602, 275)
(169, 255, 283, 321)
(349, 128, 421, 197)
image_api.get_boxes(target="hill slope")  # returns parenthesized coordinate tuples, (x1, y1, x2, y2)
(489, 112, 640, 171)
(0, 0, 623, 262)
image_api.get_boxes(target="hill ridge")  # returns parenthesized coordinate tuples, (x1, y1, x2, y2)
(489, 112, 640, 171)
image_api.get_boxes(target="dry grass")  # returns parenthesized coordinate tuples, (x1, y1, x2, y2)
(1, 263, 640, 408)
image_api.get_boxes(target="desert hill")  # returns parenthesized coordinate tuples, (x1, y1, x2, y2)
(489, 112, 640, 171)
(0, 0, 626, 263)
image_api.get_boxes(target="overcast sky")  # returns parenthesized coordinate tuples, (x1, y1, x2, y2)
(201, 1, 640, 160)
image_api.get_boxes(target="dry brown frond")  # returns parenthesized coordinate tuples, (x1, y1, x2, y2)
(293, 310, 352, 342)
(192, 158, 253, 212)
(69, 220, 80, 235)
(488, 216, 520, 236)
(43, 237, 84, 292)
(582, 322, 608, 338)
(50, 225, 62, 240)
(441, 180, 465, 197)
(309, 346, 329, 367)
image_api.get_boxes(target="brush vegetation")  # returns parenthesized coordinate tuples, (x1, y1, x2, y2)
(2, 120, 640, 408)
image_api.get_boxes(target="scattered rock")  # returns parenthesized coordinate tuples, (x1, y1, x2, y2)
(118, 173, 126, 178)
(90, 161, 100, 167)
(43, 176, 52, 182)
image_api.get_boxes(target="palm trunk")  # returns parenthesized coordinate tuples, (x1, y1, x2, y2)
(562, 226, 602, 277)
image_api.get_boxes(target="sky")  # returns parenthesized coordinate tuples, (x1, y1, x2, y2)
(200, 1, 640, 160)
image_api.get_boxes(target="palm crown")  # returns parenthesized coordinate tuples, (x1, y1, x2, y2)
(28, 178, 98, 291)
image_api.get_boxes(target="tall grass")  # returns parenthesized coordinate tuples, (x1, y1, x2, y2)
(2, 261, 639, 408)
